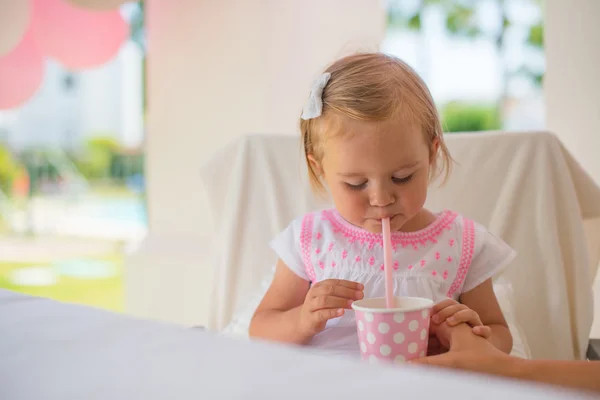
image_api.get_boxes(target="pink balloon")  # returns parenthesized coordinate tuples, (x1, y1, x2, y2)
(0, 30, 45, 110)
(31, 0, 129, 70)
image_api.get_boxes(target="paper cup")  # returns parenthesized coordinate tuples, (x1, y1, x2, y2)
(351, 297, 434, 364)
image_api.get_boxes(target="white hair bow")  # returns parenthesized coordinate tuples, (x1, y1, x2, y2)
(301, 72, 331, 120)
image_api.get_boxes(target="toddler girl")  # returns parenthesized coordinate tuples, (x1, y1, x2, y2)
(249, 53, 514, 357)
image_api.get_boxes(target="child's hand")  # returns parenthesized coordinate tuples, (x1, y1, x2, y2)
(431, 299, 492, 339)
(299, 279, 364, 337)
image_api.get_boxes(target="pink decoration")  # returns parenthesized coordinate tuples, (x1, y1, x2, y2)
(31, 0, 128, 70)
(446, 219, 476, 298)
(0, 30, 45, 110)
(300, 213, 316, 283)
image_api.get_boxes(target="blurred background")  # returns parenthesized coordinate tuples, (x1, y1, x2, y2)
(0, 0, 588, 317)
(0, 0, 145, 311)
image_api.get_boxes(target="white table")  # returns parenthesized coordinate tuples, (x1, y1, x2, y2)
(0, 290, 595, 400)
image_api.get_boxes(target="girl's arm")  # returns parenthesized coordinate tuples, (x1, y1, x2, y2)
(249, 259, 312, 344)
(459, 278, 513, 353)
(250, 259, 364, 345)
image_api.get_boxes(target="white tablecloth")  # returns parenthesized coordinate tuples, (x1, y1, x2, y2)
(0, 290, 595, 400)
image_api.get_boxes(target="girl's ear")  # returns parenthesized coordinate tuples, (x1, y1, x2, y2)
(430, 137, 440, 164)
(307, 154, 324, 177)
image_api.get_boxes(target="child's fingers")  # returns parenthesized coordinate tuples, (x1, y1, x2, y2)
(314, 308, 344, 324)
(309, 295, 353, 312)
(309, 284, 363, 302)
(446, 309, 483, 327)
(432, 304, 468, 324)
(431, 299, 458, 314)
(472, 325, 492, 339)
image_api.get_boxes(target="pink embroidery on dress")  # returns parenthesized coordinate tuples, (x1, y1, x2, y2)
(315, 248, 321, 254)
(355, 256, 361, 262)
(447, 256, 453, 263)
(420, 259, 426, 267)
(447, 218, 476, 297)
(300, 213, 316, 282)
(321, 209, 458, 248)
(393, 261, 399, 270)
(432, 270, 437, 277)
(408, 264, 414, 270)
(379, 264, 385, 271)
(331, 261, 336, 267)
(435, 252, 440, 260)
(316, 232, 322, 240)
(368, 241, 375, 250)
(341, 250, 348, 259)
(412, 244, 419, 250)
(319, 261, 325, 269)
(368, 256, 375, 266)
(443, 270, 449, 280)
(327, 243, 334, 252)
(449, 239, 455, 247)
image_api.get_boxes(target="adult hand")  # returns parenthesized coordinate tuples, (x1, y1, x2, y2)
(413, 322, 515, 378)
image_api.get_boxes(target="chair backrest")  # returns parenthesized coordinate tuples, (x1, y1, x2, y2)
(201, 131, 600, 360)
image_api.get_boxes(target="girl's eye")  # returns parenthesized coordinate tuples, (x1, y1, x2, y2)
(346, 181, 367, 190)
(393, 174, 413, 184)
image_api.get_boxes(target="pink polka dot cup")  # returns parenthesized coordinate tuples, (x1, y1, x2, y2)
(351, 297, 434, 364)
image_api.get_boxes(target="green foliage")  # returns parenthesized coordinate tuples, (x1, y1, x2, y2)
(527, 23, 543, 48)
(73, 137, 120, 180)
(408, 13, 422, 30)
(385, 0, 545, 89)
(71, 137, 144, 182)
(441, 102, 501, 133)
(0, 145, 20, 193)
(444, 4, 480, 38)
(110, 153, 144, 182)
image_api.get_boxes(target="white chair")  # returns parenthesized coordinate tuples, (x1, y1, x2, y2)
(200, 131, 600, 360)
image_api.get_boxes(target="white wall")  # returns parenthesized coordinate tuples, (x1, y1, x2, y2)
(144, 0, 385, 237)
(545, 0, 600, 184)
(126, 0, 386, 326)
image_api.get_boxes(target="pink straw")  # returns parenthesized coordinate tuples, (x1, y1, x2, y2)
(381, 218, 395, 308)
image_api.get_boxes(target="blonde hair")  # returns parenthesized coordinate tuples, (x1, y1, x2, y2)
(300, 52, 453, 193)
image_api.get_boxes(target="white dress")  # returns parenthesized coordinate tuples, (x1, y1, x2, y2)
(270, 208, 516, 355)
